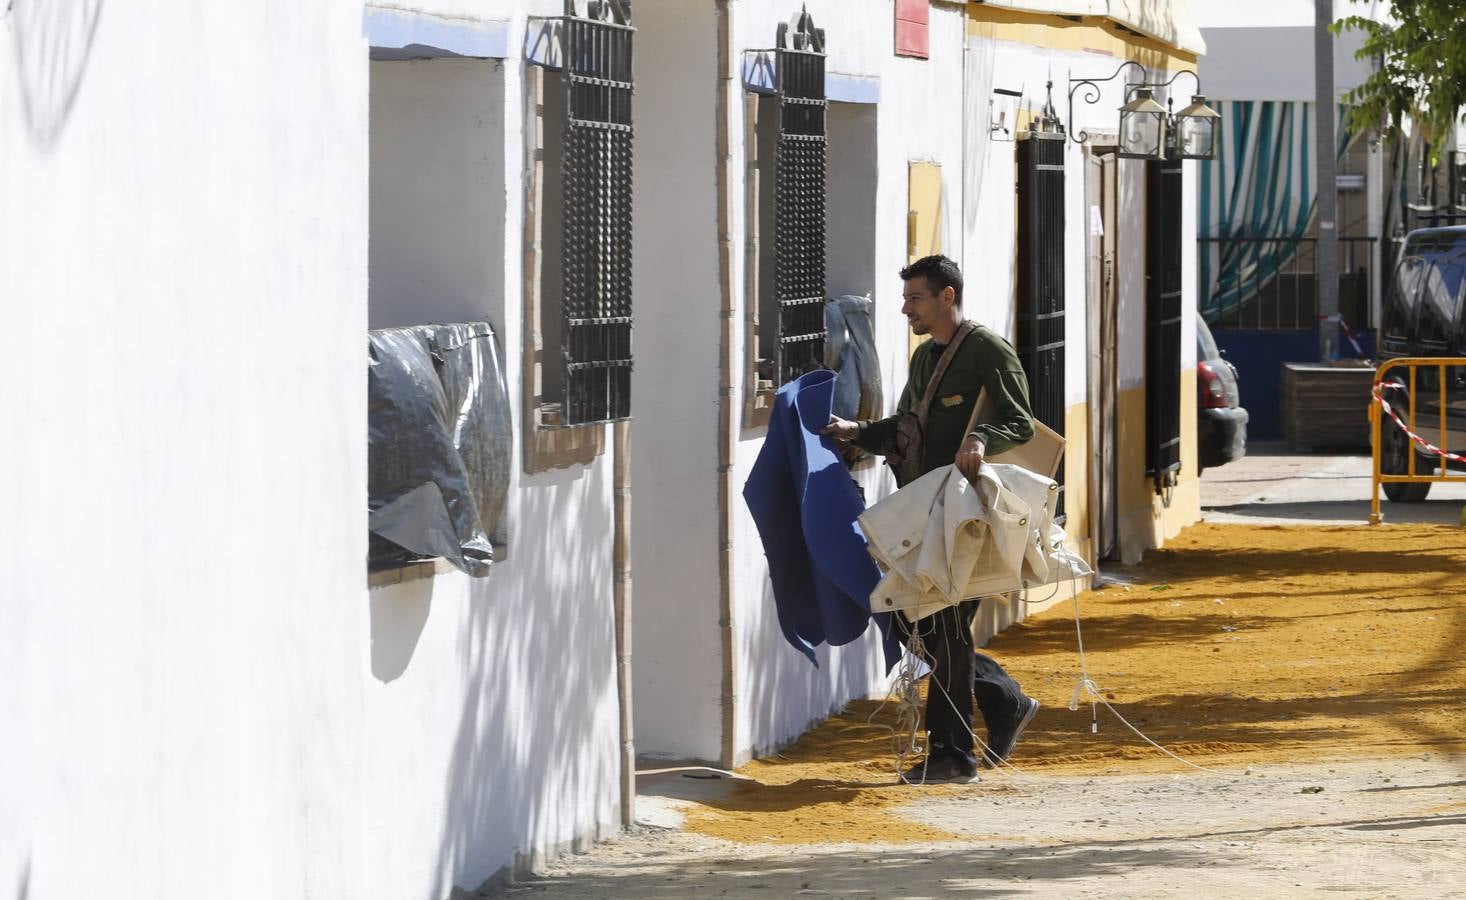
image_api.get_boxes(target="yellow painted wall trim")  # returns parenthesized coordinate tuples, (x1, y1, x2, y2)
(1112, 370, 1201, 564)
(966, 4, 1198, 71)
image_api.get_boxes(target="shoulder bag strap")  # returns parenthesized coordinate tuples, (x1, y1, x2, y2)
(912, 321, 975, 425)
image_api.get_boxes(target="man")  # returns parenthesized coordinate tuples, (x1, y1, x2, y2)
(823, 254, 1040, 784)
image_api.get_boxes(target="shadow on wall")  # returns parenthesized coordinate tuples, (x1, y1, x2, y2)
(370, 579, 434, 683)
(430, 466, 620, 895)
(741, 578, 889, 759)
(10, 0, 105, 148)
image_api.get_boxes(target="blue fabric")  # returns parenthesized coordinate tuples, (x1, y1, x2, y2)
(743, 370, 902, 670)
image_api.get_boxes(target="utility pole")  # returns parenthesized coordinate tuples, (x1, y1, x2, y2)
(1315, 0, 1340, 360)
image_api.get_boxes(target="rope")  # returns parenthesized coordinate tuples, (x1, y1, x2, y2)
(1373, 381, 1466, 464)
(886, 554, 1255, 783)
(864, 619, 928, 779)
(1063, 566, 1248, 779)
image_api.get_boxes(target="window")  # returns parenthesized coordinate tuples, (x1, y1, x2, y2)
(1145, 157, 1183, 487)
(367, 56, 511, 576)
(1419, 259, 1465, 347)
(1380, 255, 1426, 347)
(522, 1, 634, 470)
(744, 9, 828, 424)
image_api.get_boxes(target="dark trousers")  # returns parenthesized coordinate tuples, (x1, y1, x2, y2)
(910, 599, 1025, 770)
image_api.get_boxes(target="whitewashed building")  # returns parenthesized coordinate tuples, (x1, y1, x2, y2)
(1, 1, 1209, 896)
(630, 0, 1214, 767)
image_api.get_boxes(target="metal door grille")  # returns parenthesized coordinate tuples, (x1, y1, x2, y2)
(1146, 157, 1183, 485)
(1017, 133, 1066, 435)
(773, 11, 827, 384)
(561, 1, 634, 425)
(1017, 130, 1066, 515)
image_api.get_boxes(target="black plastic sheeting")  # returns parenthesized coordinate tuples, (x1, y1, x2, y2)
(368, 322, 511, 577)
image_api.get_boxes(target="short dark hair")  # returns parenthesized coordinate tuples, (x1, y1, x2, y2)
(899, 254, 963, 307)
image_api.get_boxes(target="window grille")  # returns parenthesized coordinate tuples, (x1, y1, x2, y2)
(1017, 132, 1066, 433)
(560, 0, 634, 425)
(1145, 157, 1183, 486)
(1017, 129, 1066, 513)
(772, 9, 828, 385)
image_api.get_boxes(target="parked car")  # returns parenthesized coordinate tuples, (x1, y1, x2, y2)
(1197, 316, 1248, 472)
(1375, 226, 1466, 502)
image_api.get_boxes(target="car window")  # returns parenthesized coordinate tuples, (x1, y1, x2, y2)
(1381, 255, 1427, 343)
(1195, 317, 1221, 360)
(1419, 258, 1465, 345)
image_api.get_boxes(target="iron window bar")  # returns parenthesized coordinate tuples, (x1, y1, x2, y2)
(559, 0, 635, 425)
(771, 5, 828, 386)
(1017, 106, 1067, 516)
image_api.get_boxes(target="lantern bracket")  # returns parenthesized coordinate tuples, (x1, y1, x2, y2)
(1067, 62, 1208, 147)
(1066, 60, 1148, 145)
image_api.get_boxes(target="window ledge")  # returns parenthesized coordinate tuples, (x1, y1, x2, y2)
(524, 413, 604, 473)
(368, 543, 509, 589)
(742, 387, 775, 429)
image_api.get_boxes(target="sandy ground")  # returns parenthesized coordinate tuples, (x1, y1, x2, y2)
(492, 448, 1466, 898)
(505, 759, 1466, 898)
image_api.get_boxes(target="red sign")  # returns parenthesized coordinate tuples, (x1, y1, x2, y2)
(895, 0, 930, 59)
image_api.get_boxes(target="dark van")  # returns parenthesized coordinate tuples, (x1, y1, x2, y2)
(1376, 227, 1466, 502)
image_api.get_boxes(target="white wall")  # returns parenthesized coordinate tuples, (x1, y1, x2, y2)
(724, 0, 971, 760)
(0, 2, 369, 898)
(365, 24, 623, 894)
(1, 4, 625, 898)
(365, 469, 620, 895)
(961, 36, 1170, 401)
(629, 0, 974, 764)
(628, 0, 727, 763)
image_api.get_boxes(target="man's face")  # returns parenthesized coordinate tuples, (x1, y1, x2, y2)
(901, 276, 953, 336)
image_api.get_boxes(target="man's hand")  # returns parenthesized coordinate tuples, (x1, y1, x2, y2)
(955, 434, 986, 482)
(821, 416, 860, 442)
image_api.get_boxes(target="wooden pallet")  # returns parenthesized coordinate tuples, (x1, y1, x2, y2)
(1280, 362, 1375, 451)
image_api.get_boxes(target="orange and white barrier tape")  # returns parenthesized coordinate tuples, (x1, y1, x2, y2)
(1373, 381, 1466, 464)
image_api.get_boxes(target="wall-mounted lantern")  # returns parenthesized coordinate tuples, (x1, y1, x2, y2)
(1173, 94, 1221, 159)
(1118, 88, 1167, 159)
(1066, 61, 1220, 161)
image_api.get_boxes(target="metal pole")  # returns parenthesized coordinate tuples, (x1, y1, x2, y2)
(1315, 0, 1340, 360)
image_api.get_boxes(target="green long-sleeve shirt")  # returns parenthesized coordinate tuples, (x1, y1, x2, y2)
(854, 322, 1035, 476)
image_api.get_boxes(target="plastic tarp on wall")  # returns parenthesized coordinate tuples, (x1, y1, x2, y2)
(368, 321, 511, 576)
(824, 294, 883, 422)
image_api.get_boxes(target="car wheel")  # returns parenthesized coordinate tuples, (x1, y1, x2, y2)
(1380, 405, 1432, 503)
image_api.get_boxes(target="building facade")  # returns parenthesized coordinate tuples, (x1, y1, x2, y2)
(1, 1, 1207, 896)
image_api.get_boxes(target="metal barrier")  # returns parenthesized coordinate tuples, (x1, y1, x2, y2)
(1369, 356, 1466, 524)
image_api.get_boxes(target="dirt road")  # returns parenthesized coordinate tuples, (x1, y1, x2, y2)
(494, 449, 1466, 898)
(504, 759, 1465, 897)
